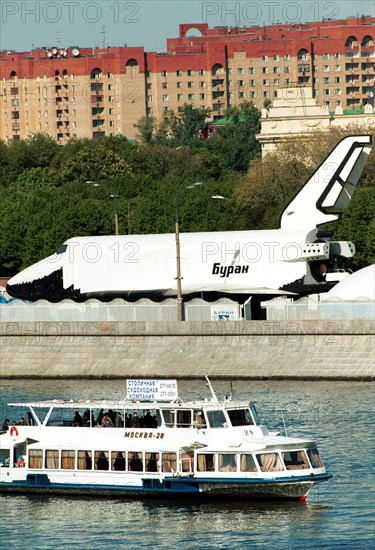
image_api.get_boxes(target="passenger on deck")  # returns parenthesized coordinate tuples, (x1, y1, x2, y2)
(1, 419, 10, 432)
(101, 413, 113, 428)
(96, 409, 104, 426)
(130, 412, 141, 428)
(73, 411, 83, 427)
(115, 412, 123, 427)
(27, 412, 35, 426)
(19, 417, 27, 425)
(143, 411, 153, 428)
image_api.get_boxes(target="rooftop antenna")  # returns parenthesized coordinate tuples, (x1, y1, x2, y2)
(204, 374, 219, 403)
(100, 26, 106, 49)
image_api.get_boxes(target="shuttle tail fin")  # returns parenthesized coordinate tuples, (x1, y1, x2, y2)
(280, 135, 372, 230)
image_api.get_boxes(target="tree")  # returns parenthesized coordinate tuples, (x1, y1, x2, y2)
(205, 102, 261, 173)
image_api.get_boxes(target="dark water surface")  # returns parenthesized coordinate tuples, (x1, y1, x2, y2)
(1, 379, 374, 549)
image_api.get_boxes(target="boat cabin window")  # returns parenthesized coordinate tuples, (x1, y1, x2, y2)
(162, 452, 177, 472)
(95, 451, 109, 471)
(218, 453, 237, 472)
(78, 450, 92, 470)
(197, 453, 216, 472)
(240, 454, 257, 472)
(307, 448, 324, 468)
(145, 452, 159, 472)
(128, 452, 143, 472)
(181, 451, 194, 472)
(45, 449, 59, 469)
(111, 452, 126, 471)
(162, 409, 192, 428)
(282, 451, 309, 470)
(193, 410, 206, 429)
(227, 408, 253, 427)
(256, 453, 284, 472)
(29, 449, 43, 469)
(61, 450, 75, 470)
(57, 244, 68, 254)
(0, 449, 11, 467)
(206, 409, 227, 428)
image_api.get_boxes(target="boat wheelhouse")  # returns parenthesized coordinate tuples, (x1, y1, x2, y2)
(0, 377, 332, 500)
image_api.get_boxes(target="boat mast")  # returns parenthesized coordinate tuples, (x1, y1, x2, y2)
(204, 374, 219, 403)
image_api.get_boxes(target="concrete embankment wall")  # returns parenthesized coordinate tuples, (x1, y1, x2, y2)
(1, 320, 374, 380)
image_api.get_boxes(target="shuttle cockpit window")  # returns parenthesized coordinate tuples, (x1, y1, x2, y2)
(56, 244, 68, 255)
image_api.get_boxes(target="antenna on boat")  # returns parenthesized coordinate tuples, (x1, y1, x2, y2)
(281, 408, 288, 437)
(204, 374, 219, 403)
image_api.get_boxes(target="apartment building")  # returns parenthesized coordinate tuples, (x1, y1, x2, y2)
(0, 16, 374, 143)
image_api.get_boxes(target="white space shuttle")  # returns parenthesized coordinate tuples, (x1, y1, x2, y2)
(6, 135, 372, 303)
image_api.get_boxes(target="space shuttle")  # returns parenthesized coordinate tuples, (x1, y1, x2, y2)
(6, 135, 372, 303)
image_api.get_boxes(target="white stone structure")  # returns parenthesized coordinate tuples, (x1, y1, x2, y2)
(258, 87, 375, 155)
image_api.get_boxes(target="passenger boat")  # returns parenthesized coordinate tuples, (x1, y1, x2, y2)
(0, 377, 332, 500)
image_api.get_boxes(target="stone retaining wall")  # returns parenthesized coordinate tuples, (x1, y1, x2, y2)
(0, 320, 374, 380)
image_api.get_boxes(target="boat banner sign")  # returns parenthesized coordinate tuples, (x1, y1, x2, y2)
(127, 379, 178, 401)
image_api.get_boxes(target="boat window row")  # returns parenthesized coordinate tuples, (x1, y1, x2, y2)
(40, 406, 256, 429)
(26, 448, 323, 473)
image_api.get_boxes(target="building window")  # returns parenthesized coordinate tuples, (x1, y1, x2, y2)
(262, 67, 269, 74)
(249, 67, 254, 74)
(324, 77, 330, 83)
(188, 82, 194, 88)
(187, 69, 194, 76)
(188, 93, 194, 100)
(324, 89, 330, 96)
(199, 93, 205, 100)
(177, 82, 182, 88)
(199, 82, 205, 88)
(334, 65, 341, 71)
(323, 65, 329, 72)
(274, 78, 279, 85)
(273, 54, 279, 61)
(109, 108, 114, 115)
(284, 78, 290, 85)
(161, 70, 167, 77)
(238, 80, 244, 87)
(263, 79, 269, 85)
(273, 67, 280, 74)
(323, 53, 329, 60)
(263, 91, 269, 97)
(238, 91, 244, 98)
(284, 54, 290, 61)
(109, 121, 115, 127)
(163, 106, 169, 114)
(334, 53, 340, 59)
(147, 95, 152, 102)
(199, 69, 205, 76)
(262, 55, 268, 62)
(284, 66, 290, 73)
(176, 70, 182, 76)
(177, 94, 183, 101)
(162, 82, 168, 89)
(162, 94, 169, 101)
(249, 80, 254, 86)
(108, 72, 112, 78)
(237, 68, 244, 75)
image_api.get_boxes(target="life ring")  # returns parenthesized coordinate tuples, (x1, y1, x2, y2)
(10, 426, 19, 437)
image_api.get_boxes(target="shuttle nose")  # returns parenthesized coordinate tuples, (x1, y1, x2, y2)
(6, 267, 66, 302)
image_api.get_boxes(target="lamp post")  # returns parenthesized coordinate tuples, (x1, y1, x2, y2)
(86, 180, 120, 235)
(175, 182, 204, 321)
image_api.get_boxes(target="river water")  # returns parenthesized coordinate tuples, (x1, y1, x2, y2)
(1, 379, 374, 549)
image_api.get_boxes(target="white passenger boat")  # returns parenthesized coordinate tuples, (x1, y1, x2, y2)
(0, 377, 332, 500)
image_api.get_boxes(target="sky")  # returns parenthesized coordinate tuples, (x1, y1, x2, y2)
(1, 0, 374, 53)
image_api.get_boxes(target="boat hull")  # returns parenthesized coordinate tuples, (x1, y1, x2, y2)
(0, 473, 331, 500)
